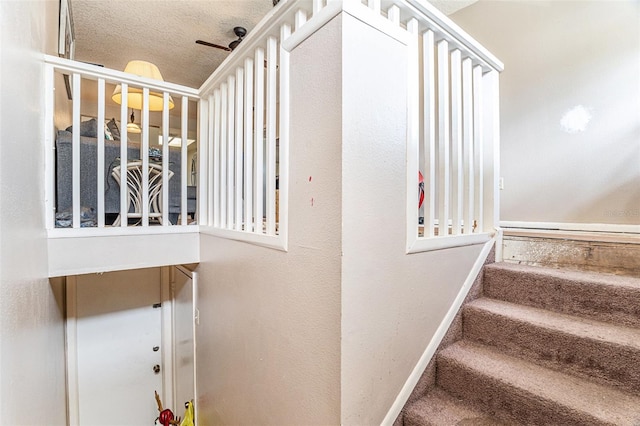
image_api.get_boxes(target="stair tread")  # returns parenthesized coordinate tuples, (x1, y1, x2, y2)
(405, 388, 509, 426)
(467, 297, 640, 348)
(483, 262, 640, 327)
(485, 262, 640, 290)
(439, 341, 640, 424)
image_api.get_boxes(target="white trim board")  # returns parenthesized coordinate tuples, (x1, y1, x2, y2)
(503, 228, 640, 245)
(500, 221, 640, 235)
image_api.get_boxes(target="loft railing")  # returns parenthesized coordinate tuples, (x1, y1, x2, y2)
(363, 0, 504, 252)
(196, 0, 323, 250)
(44, 56, 200, 236)
(195, 0, 502, 252)
(45, 0, 502, 253)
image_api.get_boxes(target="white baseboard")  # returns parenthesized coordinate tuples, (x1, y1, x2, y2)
(381, 238, 495, 425)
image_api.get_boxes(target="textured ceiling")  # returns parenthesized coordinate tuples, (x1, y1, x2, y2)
(71, 0, 476, 89)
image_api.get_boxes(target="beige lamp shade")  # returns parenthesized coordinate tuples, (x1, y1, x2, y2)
(112, 60, 175, 111)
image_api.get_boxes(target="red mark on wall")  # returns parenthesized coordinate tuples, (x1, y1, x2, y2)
(308, 176, 312, 182)
(311, 198, 314, 207)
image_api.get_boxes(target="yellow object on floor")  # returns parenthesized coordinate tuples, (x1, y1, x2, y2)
(179, 401, 194, 426)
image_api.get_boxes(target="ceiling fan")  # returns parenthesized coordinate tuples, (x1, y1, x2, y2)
(196, 26, 247, 52)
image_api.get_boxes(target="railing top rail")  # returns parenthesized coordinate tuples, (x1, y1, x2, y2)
(197, 0, 502, 95)
(44, 54, 200, 99)
(391, 0, 504, 72)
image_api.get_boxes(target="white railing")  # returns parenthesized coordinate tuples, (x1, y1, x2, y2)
(45, 0, 501, 253)
(361, 0, 504, 252)
(44, 56, 200, 236)
(195, 0, 502, 252)
(197, 0, 325, 250)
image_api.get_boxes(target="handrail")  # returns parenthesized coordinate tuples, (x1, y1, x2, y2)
(44, 54, 199, 98)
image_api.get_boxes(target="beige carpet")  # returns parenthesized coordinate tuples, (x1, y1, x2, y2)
(403, 263, 640, 426)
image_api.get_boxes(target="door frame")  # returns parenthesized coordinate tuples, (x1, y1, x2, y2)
(173, 265, 198, 425)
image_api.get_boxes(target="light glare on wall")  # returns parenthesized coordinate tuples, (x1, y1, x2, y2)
(158, 135, 195, 147)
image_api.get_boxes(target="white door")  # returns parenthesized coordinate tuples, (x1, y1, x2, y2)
(69, 268, 164, 426)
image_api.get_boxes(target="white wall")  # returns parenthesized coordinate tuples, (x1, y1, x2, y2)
(194, 16, 343, 425)
(453, 0, 640, 229)
(339, 12, 487, 425)
(0, 0, 67, 424)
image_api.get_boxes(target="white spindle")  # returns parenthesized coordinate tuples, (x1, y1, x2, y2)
(462, 58, 474, 234)
(72, 73, 81, 229)
(220, 83, 228, 228)
(181, 96, 189, 226)
(423, 30, 436, 238)
(313, 0, 323, 15)
(254, 47, 265, 234)
(96, 78, 106, 228)
(142, 87, 150, 227)
(235, 68, 244, 231)
(197, 98, 208, 226)
(266, 36, 278, 235)
(44, 64, 55, 229)
(278, 23, 291, 239)
(437, 40, 450, 237)
(406, 18, 420, 241)
(211, 92, 219, 226)
(244, 58, 255, 232)
(387, 5, 400, 25)
(368, 0, 381, 14)
(295, 10, 307, 31)
(162, 92, 170, 226)
(227, 75, 236, 229)
(119, 84, 128, 227)
(450, 49, 463, 235)
(473, 65, 484, 232)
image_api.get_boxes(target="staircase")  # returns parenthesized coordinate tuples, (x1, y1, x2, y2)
(403, 263, 640, 425)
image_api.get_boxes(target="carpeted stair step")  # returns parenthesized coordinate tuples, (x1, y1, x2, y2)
(437, 340, 640, 425)
(483, 263, 640, 327)
(463, 298, 640, 394)
(404, 388, 509, 426)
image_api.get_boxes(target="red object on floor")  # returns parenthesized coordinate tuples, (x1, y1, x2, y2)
(159, 409, 174, 426)
(418, 171, 425, 209)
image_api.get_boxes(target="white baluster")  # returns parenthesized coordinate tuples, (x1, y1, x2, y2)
(181, 96, 189, 226)
(220, 83, 228, 228)
(97, 78, 105, 228)
(450, 49, 463, 235)
(235, 67, 244, 231)
(473, 65, 484, 233)
(227, 75, 236, 229)
(423, 30, 436, 238)
(254, 47, 265, 234)
(72, 73, 81, 229)
(244, 57, 255, 232)
(212, 91, 221, 227)
(266, 36, 278, 235)
(437, 40, 450, 237)
(462, 58, 474, 234)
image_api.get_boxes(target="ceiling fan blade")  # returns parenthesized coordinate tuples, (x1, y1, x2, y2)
(195, 40, 232, 52)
